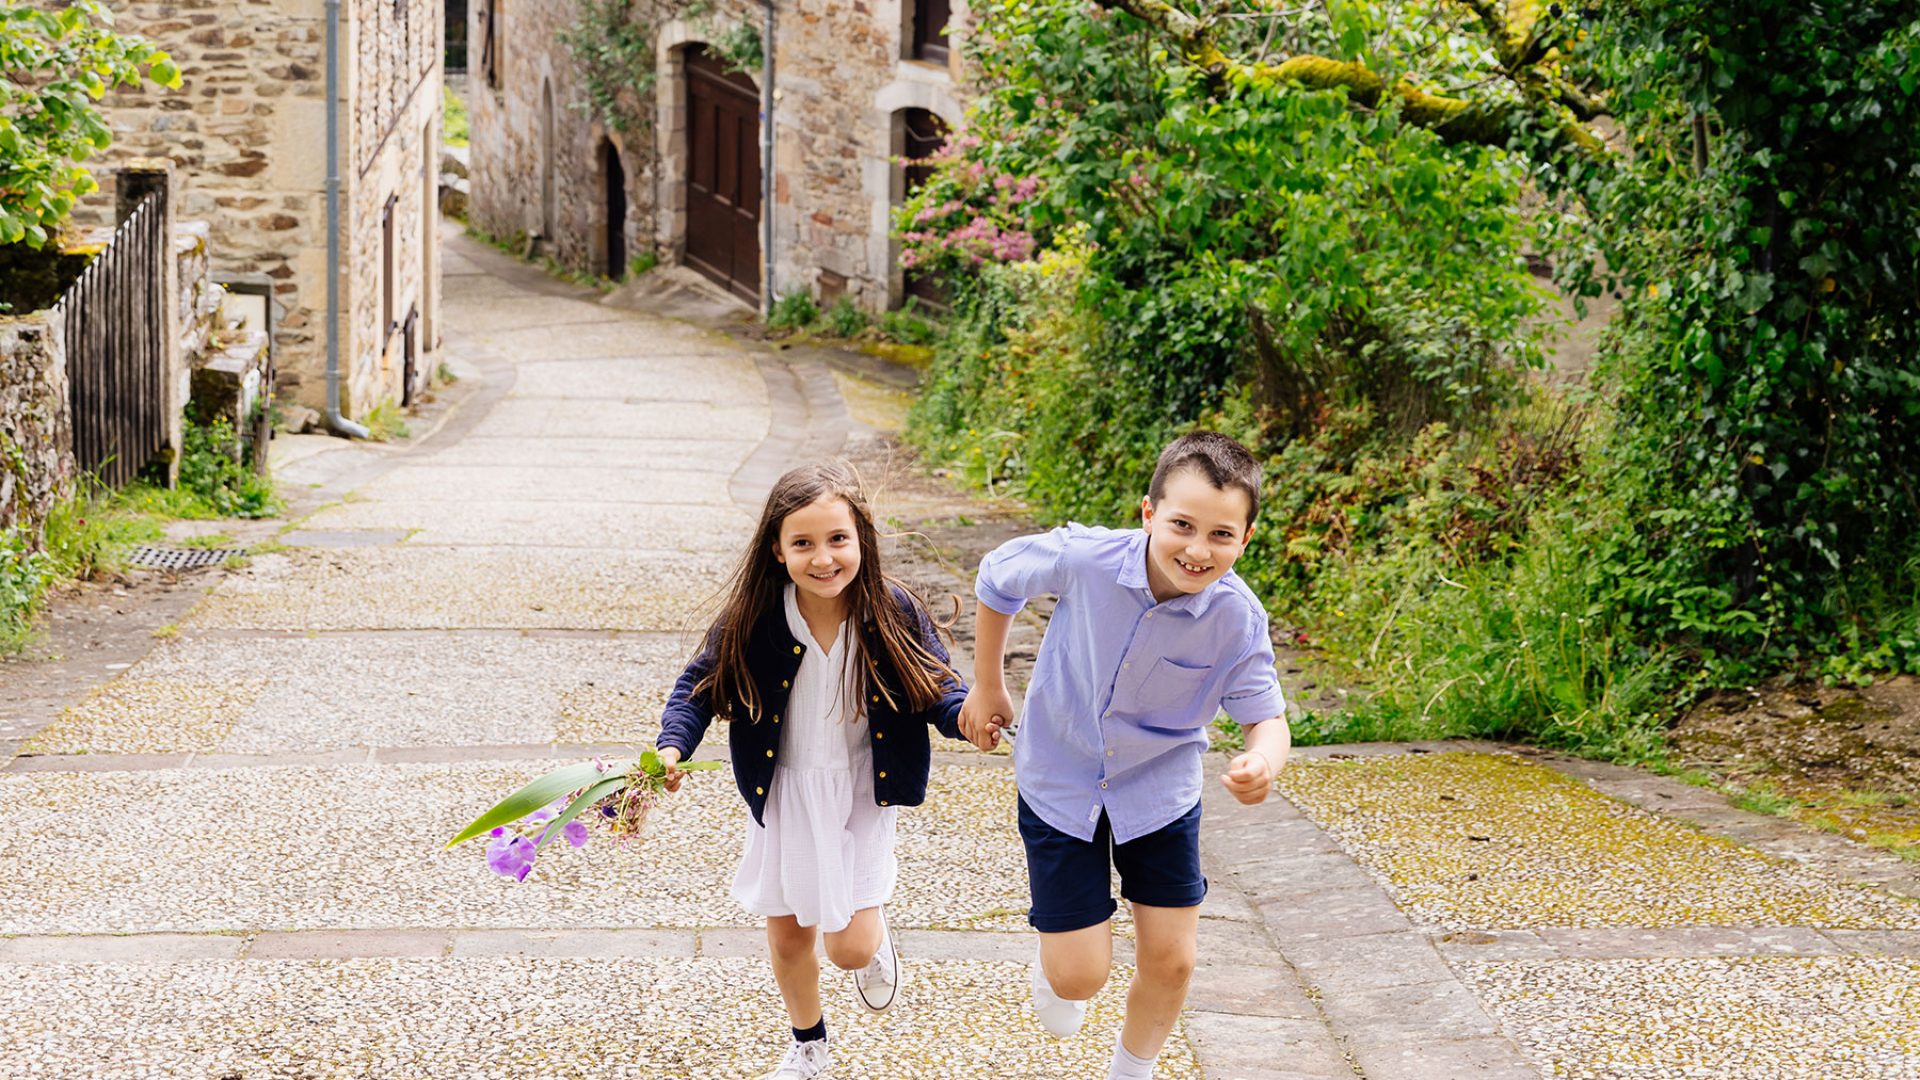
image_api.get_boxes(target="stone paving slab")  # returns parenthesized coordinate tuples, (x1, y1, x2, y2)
(426, 435, 760, 472)
(506, 354, 768, 401)
(355, 464, 742, 505)
(0, 761, 1029, 936)
(297, 498, 754, 549)
(1468, 956, 1920, 1078)
(439, 295, 632, 333)
(0, 956, 1200, 1079)
(183, 548, 730, 631)
(476, 317, 734, 362)
(1273, 751, 1920, 930)
(473, 397, 772, 442)
(15, 634, 691, 754)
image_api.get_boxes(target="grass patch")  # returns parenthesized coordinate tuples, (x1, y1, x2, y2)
(443, 85, 469, 147)
(1729, 784, 1797, 817)
(362, 399, 412, 443)
(175, 532, 236, 550)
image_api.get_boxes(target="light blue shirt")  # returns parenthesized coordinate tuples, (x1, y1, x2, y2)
(976, 524, 1287, 844)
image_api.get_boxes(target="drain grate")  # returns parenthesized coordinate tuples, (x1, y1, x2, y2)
(129, 546, 243, 570)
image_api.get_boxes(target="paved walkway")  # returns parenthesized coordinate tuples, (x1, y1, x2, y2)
(3, 230, 1919, 1078)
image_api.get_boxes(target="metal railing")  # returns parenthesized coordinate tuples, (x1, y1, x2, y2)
(55, 191, 167, 487)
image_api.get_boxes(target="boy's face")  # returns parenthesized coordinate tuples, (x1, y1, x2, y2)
(774, 496, 863, 606)
(1140, 469, 1255, 602)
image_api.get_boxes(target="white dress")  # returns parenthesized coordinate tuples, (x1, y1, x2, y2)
(731, 585, 899, 932)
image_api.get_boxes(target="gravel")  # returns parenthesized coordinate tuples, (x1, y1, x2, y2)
(1469, 955, 1920, 1078)
(1273, 751, 1920, 930)
(0, 956, 1200, 1079)
(0, 762, 1035, 935)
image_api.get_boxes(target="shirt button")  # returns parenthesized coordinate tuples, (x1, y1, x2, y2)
(871, 695, 880, 703)
(1123, 661, 1132, 669)
(755, 786, 765, 795)
(793, 646, 803, 655)
(875, 731, 884, 740)
(773, 715, 781, 723)
(1099, 781, 1109, 789)
(878, 771, 887, 779)
(1145, 612, 1154, 619)
(766, 750, 774, 758)
(879, 800, 889, 806)
(781, 680, 790, 689)
(1106, 749, 1115, 757)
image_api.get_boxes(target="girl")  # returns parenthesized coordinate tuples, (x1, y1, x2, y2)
(656, 460, 969, 1080)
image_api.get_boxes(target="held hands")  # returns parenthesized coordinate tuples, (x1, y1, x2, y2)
(658, 746, 685, 792)
(1220, 749, 1276, 805)
(959, 684, 1017, 751)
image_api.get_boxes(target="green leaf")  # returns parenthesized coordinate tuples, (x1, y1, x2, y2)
(532, 774, 629, 855)
(639, 747, 661, 776)
(444, 759, 629, 849)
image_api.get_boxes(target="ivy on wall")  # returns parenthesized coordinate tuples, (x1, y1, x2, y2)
(558, 0, 763, 136)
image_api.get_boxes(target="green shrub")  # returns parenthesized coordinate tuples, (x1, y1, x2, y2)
(820, 297, 867, 338)
(178, 417, 280, 517)
(767, 290, 818, 331)
(877, 302, 939, 346)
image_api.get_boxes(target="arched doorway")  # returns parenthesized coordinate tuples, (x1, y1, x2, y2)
(683, 45, 761, 303)
(898, 107, 950, 311)
(603, 140, 628, 277)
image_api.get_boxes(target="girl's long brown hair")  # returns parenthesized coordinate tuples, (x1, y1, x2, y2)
(694, 460, 958, 722)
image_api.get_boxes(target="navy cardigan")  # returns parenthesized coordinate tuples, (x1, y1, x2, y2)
(657, 588, 969, 825)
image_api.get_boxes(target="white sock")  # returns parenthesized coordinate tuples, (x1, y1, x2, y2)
(1107, 1032, 1155, 1080)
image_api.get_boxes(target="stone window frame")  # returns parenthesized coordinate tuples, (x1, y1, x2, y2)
(903, 0, 952, 65)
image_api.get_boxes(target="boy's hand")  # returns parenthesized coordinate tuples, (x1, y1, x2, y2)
(658, 746, 685, 793)
(1220, 749, 1276, 805)
(959, 685, 1016, 751)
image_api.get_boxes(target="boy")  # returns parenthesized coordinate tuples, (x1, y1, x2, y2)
(960, 431, 1290, 1080)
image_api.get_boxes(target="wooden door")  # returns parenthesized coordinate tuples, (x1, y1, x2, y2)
(685, 47, 761, 303)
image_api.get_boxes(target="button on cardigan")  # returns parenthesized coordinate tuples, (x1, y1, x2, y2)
(657, 587, 969, 825)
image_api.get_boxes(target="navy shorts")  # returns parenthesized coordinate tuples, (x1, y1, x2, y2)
(1018, 796, 1207, 933)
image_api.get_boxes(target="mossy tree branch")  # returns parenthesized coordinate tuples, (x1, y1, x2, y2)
(1091, 0, 1608, 160)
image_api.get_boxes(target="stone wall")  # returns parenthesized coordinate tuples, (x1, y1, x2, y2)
(0, 318, 75, 544)
(468, 0, 660, 277)
(345, 0, 445, 417)
(78, 0, 331, 407)
(468, 0, 970, 309)
(79, 0, 441, 419)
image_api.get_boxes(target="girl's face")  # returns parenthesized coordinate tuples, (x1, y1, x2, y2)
(773, 496, 863, 607)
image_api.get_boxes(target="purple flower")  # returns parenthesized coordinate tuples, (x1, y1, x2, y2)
(486, 834, 538, 881)
(563, 820, 590, 848)
(489, 827, 504, 837)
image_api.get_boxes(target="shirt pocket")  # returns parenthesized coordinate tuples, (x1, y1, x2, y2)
(1129, 657, 1215, 721)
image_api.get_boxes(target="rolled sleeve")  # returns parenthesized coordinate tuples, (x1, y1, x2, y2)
(975, 526, 1072, 615)
(1219, 615, 1287, 725)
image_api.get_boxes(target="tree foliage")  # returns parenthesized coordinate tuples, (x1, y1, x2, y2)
(904, 0, 1920, 744)
(0, 0, 179, 247)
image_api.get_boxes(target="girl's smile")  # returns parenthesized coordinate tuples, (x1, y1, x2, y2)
(775, 496, 864, 609)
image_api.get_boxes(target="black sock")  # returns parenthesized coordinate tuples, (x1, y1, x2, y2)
(793, 1018, 826, 1044)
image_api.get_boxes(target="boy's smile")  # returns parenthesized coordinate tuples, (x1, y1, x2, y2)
(1140, 470, 1254, 603)
(774, 496, 863, 606)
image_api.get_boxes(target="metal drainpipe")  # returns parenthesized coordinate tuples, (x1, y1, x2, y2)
(324, 0, 370, 438)
(760, 0, 777, 314)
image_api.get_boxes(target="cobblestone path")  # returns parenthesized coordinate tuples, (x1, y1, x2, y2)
(4, 231, 1920, 1079)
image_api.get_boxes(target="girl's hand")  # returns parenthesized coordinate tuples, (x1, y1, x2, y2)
(960, 685, 1016, 750)
(659, 746, 685, 792)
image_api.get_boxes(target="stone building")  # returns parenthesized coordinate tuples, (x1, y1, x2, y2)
(466, 0, 967, 309)
(77, 0, 444, 420)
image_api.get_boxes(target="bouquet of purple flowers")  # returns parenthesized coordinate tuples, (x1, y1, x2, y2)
(446, 749, 723, 881)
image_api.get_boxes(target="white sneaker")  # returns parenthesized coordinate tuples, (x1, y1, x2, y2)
(1030, 944, 1089, 1038)
(853, 910, 902, 1011)
(764, 1038, 830, 1080)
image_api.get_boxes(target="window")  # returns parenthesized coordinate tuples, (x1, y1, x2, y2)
(909, 0, 950, 64)
(898, 109, 950, 311)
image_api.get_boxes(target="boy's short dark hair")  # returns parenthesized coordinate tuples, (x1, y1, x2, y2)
(1148, 431, 1262, 526)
